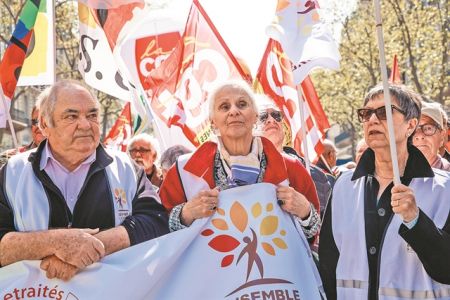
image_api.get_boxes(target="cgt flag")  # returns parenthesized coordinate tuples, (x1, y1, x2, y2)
(0, 184, 324, 299)
(255, 38, 329, 162)
(268, 0, 340, 85)
(0, 0, 42, 127)
(146, 0, 252, 147)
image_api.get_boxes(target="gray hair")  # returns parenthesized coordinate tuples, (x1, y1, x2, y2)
(39, 80, 99, 128)
(128, 133, 160, 160)
(207, 79, 258, 120)
(160, 145, 191, 170)
(363, 84, 422, 121)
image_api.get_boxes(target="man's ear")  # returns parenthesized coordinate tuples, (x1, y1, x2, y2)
(39, 116, 50, 137)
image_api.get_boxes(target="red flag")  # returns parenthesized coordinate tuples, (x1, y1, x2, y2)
(145, 0, 252, 147)
(389, 55, 402, 84)
(254, 38, 329, 162)
(103, 102, 133, 152)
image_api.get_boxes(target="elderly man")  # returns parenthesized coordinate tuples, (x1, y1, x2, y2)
(0, 80, 169, 280)
(160, 145, 191, 179)
(128, 133, 163, 187)
(412, 101, 450, 171)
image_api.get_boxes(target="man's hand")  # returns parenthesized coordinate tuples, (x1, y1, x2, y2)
(181, 189, 219, 226)
(52, 228, 105, 269)
(391, 184, 419, 223)
(40, 255, 79, 281)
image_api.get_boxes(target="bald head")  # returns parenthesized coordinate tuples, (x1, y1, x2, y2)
(322, 139, 337, 168)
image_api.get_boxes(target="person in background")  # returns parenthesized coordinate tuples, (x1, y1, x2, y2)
(316, 139, 337, 175)
(437, 104, 450, 162)
(319, 84, 450, 299)
(355, 138, 369, 164)
(412, 101, 450, 171)
(159, 80, 320, 243)
(128, 133, 163, 187)
(0, 89, 48, 165)
(0, 80, 169, 281)
(257, 96, 330, 221)
(160, 145, 191, 179)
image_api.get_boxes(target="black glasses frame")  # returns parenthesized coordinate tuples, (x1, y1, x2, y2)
(357, 105, 406, 123)
(415, 124, 440, 136)
(259, 111, 283, 123)
(31, 119, 39, 126)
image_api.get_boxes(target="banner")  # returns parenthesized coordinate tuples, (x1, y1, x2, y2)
(0, 0, 42, 127)
(268, 0, 340, 84)
(17, 0, 55, 87)
(78, 0, 143, 9)
(146, 0, 252, 147)
(389, 54, 401, 84)
(255, 39, 328, 162)
(0, 183, 323, 299)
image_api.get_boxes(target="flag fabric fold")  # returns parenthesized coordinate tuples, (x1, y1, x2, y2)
(103, 102, 133, 152)
(255, 38, 329, 162)
(145, 0, 252, 147)
(268, 0, 340, 85)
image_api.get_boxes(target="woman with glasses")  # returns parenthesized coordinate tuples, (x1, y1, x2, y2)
(159, 80, 320, 235)
(412, 101, 450, 171)
(319, 84, 450, 300)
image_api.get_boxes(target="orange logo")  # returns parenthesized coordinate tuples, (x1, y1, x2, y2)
(201, 201, 293, 297)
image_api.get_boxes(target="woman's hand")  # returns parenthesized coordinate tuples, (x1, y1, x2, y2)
(276, 186, 311, 219)
(180, 189, 219, 226)
(391, 184, 419, 223)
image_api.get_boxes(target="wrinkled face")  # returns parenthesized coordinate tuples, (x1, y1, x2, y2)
(260, 108, 284, 149)
(210, 86, 257, 143)
(412, 115, 445, 164)
(362, 95, 415, 151)
(129, 139, 156, 173)
(31, 109, 45, 145)
(41, 88, 100, 160)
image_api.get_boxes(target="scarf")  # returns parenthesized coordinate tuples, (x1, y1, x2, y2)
(217, 137, 263, 188)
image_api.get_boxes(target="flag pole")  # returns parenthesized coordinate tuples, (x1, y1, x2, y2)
(296, 85, 311, 174)
(373, 0, 400, 185)
(0, 85, 19, 150)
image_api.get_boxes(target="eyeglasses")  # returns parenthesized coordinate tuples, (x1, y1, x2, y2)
(415, 124, 440, 136)
(357, 105, 406, 123)
(259, 110, 283, 123)
(129, 148, 152, 155)
(31, 119, 39, 126)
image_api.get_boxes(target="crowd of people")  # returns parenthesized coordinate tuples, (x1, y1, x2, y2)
(0, 79, 449, 299)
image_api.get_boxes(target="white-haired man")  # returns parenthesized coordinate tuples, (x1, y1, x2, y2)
(128, 133, 163, 187)
(0, 80, 169, 281)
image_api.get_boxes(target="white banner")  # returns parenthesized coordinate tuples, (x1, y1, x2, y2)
(0, 183, 323, 300)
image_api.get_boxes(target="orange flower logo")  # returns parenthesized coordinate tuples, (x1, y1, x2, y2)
(201, 201, 292, 295)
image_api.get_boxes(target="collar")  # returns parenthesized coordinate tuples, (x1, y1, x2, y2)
(30, 139, 113, 174)
(40, 141, 96, 172)
(352, 143, 434, 181)
(183, 137, 289, 186)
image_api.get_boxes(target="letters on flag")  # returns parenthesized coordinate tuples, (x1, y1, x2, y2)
(268, 0, 340, 85)
(145, 0, 252, 147)
(17, 0, 55, 87)
(103, 102, 133, 152)
(255, 39, 329, 162)
(0, 0, 41, 127)
(0, 184, 324, 299)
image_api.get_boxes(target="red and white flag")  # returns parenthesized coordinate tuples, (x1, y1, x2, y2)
(77, 0, 143, 9)
(255, 38, 329, 162)
(146, 0, 252, 147)
(103, 102, 133, 152)
(268, 0, 340, 85)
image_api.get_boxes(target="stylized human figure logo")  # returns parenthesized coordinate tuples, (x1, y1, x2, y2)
(201, 201, 292, 295)
(114, 188, 127, 208)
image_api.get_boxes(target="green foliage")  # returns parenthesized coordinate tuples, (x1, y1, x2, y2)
(312, 0, 448, 143)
